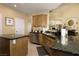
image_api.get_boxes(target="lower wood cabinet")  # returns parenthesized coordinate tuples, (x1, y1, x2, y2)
(41, 34, 55, 47)
(43, 46, 53, 55)
(0, 38, 10, 56)
(0, 37, 28, 56)
(10, 37, 28, 56)
(39, 34, 56, 55)
(39, 33, 43, 45)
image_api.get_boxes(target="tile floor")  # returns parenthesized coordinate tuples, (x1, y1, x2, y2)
(27, 39, 41, 56)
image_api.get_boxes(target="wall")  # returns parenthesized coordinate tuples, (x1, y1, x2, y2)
(0, 4, 31, 35)
(25, 15, 32, 35)
(49, 3, 79, 31)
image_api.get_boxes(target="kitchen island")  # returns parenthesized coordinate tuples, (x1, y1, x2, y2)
(40, 32, 79, 56)
(0, 34, 28, 56)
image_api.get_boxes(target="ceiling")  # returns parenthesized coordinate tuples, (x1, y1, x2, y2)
(2, 3, 62, 14)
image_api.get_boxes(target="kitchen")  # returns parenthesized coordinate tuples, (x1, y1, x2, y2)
(0, 3, 79, 56)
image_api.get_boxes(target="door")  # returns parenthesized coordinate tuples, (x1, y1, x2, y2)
(0, 14, 2, 35)
(15, 17, 25, 34)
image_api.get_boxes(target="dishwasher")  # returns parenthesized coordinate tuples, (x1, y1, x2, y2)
(30, 32, 39, 44)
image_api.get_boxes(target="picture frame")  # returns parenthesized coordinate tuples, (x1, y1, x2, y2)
(5, 17, 14, 26)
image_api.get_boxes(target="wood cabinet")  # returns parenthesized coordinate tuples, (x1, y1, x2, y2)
(0, 39, 10, 55)
(32, 14, 47, 27)
(0, 36, 28, 56)
(39, 34, 55, 55)
(32, 16, 38, 27)
(40, 34, 55, 47)
(10, 37, 28, 56)
(40, 15, 47, 27)
(39, 33, 43, 45)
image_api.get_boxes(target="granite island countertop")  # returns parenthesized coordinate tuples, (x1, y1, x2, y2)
(43, 32, 79, 55)
(0, 34, 27, 40)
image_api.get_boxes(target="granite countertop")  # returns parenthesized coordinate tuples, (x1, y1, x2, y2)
(0, 34, 27, 40)
(42, 33, 57, 39)
(43, 32, 79, 55)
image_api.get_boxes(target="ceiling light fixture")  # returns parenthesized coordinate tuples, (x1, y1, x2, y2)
(14, 4, 16, 7)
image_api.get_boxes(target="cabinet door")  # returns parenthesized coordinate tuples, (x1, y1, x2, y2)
(41, 15, 47, 27)
(37, 15, 42, 27)
(41, 34, 47, 46)
(38, 15, 47, 27)
(32, 16, 38, 27)
(39, 33, 43, 44)
(0, 38, 10, 56)
(32, 15, 47, 27)
(46, 37, 55, 47)
(42, 35, 52, 47)
(10, 37, 28, 56)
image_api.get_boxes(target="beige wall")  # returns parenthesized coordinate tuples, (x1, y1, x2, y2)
(49, 3, 79, 31)
(25, 15, 32, 35)
(0, 4, 31, 35)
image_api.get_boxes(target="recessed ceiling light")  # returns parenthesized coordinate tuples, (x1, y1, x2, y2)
(14, 4, 16, 7)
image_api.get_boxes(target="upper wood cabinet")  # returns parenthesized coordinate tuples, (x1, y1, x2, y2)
(32, 14, 47, 27)
(41, 15, 47, 27)
(32, 16, 38, 27)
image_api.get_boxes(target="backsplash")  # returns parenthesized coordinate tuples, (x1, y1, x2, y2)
(32, 27, 48, 32)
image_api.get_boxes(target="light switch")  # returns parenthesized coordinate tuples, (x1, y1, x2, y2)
(13, 40, 16, 44)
